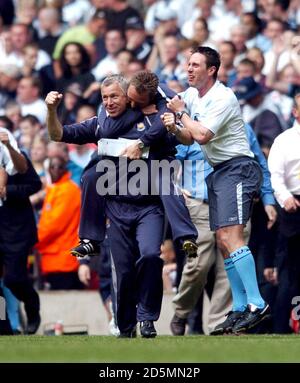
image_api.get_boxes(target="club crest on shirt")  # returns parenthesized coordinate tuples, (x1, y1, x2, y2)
(137, 122, 145, 131)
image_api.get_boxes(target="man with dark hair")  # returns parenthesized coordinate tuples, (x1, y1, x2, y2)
(162, 46, 270, 334)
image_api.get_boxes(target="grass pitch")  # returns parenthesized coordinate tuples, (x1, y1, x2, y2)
(0, 335, 299, 363)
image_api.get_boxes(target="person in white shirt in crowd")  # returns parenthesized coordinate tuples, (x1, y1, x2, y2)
(268, 93, 300, 328)
(3, 24, 50, 71)
(180, 0, 215, 41)
(16, 76, 47, 124)
(144, 0, 196, 32)
(265, 33, 300, 100)
(62, 0, 91, 26)
(230, 24, 248, 65)
(92, 29, 125, 82)
(161, 46, 271, 335)
(262, 20, 293, 75)
(0, 126, 28, 205)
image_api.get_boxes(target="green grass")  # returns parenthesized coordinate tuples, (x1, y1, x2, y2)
(0, 335, 299, 363)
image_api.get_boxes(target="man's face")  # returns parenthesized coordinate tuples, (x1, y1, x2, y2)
(49, 157, 67, 183)
(101, 83, 128, 117)
(293, 96, 300, 123)
(127, 84, 150, 109)
(187, 52, 212, 88)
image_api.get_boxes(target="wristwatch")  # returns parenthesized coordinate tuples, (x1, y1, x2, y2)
(137, 139, 145, 149)
(175, 110, 188, 120)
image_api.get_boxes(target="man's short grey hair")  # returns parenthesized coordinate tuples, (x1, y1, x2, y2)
(101, 74, 129, 95)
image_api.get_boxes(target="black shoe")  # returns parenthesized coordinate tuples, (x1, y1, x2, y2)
(182, 239, 198, 258)
(118, 327, 137, 338)
(140, 320, 157, 338)
(233, 304, 271, 334)
(170, 314, 187, 336)
(210, 311, 245, 335)
(71, 240, 100, 258)
(26, 313, 41, 335)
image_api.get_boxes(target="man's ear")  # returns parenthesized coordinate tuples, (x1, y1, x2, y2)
(208, 66, 216, 78)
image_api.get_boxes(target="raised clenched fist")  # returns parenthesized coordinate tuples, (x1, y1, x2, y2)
(45, 91, 63, 110)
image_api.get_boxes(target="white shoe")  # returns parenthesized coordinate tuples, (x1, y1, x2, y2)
(109, 318, 120, 337)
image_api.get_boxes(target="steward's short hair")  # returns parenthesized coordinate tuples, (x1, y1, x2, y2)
(129, 70, 159, 102)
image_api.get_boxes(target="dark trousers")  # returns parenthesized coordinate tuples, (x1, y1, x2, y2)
(0, 247, 40, 323)
(79, 161, 197, 244)
(79, 164, 106, 242)
(106, 199, 164, 333)
(278, 204, 300, 332)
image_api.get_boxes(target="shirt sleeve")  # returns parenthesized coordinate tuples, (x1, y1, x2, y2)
(1, 145, 16, 175)
(99, 107, 143, 138)
(62, 117, 99, 144)
(246, 124, 275, 206)
(139, 101, 169, 146)
(268, 136, 292, 207)
(175, 144, 189, 161)
(0, 127, 21, 176)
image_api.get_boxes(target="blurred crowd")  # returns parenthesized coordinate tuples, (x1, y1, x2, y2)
(0, 0, 300, 335)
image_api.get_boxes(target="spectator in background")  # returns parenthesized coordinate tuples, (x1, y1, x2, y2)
(68, 104, 96, 169)
(147, 34, 186, 84)
(21, 43, 41, 78)
(5, 102, 22, 137)
(230, 24, 248, 65)
(234, 76, 285, 155)
(104, 0, 143, 32)
(180, 0, 215, 40)
(241, 12, 271, 52)
(18, 114, 42, 153)
(218, 41, 237, 87)
(36, 7, 66, 57)
(52, 8, 108, 73)
(56, 42, 95, 94)
(5, 23, 50, 70)
(29, 135, 48, 213)
(116, 49, 134, 76)
(0, 65, 21, 113)
(92, 29, 125, 81)
(0, 131, 41, 334)
(246, 47, 266, 86)
(125, 59, 145, 80)
(268, 92, 300, 333)
(58, 83, 83, 126)
(265, 34, 300, 99)
(16, 76, 47, 124)
(36, 155, 82, 290)
(161, 239, 177, 293)
(190, 17, 216, 49)
(236, 58, 257, 81)
(47, 141, 83, 186)
(61, 0, 91, 27)
(124, 17, 152, 64)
